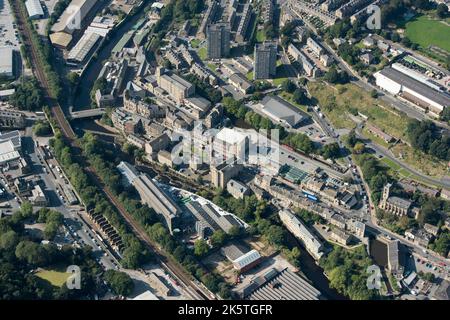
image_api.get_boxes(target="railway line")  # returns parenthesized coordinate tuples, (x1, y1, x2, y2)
(11, 0, 211, 300)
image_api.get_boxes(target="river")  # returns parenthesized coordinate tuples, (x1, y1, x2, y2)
(72, 0, 150, 111)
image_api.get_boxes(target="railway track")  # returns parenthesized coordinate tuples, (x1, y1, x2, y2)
(11, 0, 211, 300)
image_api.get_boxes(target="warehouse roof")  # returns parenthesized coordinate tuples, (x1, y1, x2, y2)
(260, 96, 309, 128)
(49, 32, 73, 48)
(246, 268, 321, 300)
(379, 67, 450, 108)
(25, 0, 44, 18)
(233, 249, 261, 270)
(51, 0, 99, 34)
(68, 32, 101, 63)
(0, 47, 13, 76)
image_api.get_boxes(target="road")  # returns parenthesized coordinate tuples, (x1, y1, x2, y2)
(11, 0, 212, 300)
(353, 125, 450, 189)
(356, 165, 450, 279)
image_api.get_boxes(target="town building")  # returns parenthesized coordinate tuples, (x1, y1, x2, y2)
(379, 183, 412, 216)
(221, 244, 262, 273)
(145, 133, 170, 160)
(51, 0, 99, 35)
(236, 3, 252, 42)
(287, 44, 317, 77)
(228, 73, 254, 94)
(258, 96, 310, 128)
(117, 162, 181, 233)
(186, 200, 242, 234)
(254, 42, 277, 80)
(156, 67, 195, 104)
(306, 37, 324, 56)
(67, 32, 102, 66)
(330, 228, 351, 246)
(279, 210, 324, 260)
(210, 159, 243, 189)
(207, 23, 230, 59)
(0, 111, 27, 129)
(29, 185, 48, 207)
(213, 128, 249, 162)
(227, 179, 250, 199)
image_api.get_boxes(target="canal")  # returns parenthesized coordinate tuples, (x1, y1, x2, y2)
(72, 0, 150, 111)
(285, 233, 348, 300)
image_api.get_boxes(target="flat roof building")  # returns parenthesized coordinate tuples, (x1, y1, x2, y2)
(207, 23, 230, 59)
(67, 32, 101, 65)
(254, 42, 277, 80)
(51, 0, 99, 35)
(259, 96, 310, 128)
(244, 268, 322, 300)
(0, 47, 14, 78)
(25, 0, 44, 20)
(375, 67, 450, 116)
(117, 162, 181, 233)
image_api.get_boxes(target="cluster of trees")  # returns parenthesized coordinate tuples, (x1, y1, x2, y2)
(283, 132, 316, 155)
(437, 3, 449, 18)
(33, 120, 52, 136)
(151, 0, 204, 49)
(407, 120, 450, 161)
(429, 230, 450, 257)
(0, 203, 102, 299)
(36, 207, 64, 240)
(184, 74, 222, 104)
(346, 130, 366, 154)
(321, 142, 341, 160)
(410, 191, 449, 227)
(376, 209, 417, 234)
(295, 209, 325, 226)
(320, 246, 378, 300)
(103, 270, 135, 297)
(50, 132, 151, 269)
(279, 21, 299, 48)
(355, 154, 390, 203)
(9, 78, 43, 111)
(324, 67, 349, 84)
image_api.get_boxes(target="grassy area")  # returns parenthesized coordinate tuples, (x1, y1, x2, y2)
(405, 15, 450, 53)
(256, 29, 266, 42)
(280, 92, 309, 113)
(35, 269, 70, 287)
(246, 71, 254, 81)
(308, 82, 408, 139)
(391, 143, 449, 179)
(190, 39, 201, 48)
(198, 47, 207, 60)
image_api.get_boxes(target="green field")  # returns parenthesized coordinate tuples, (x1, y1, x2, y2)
(198, 47, 207, 60)
(405, 15, 450, 52)
(36, 269, 70, 287)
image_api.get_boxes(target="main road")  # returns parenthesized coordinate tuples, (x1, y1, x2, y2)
(11, 0, 212, 300)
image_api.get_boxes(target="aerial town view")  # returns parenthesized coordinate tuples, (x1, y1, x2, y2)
(0, 0, 449, 308)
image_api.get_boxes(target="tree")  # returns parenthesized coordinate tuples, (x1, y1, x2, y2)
(324, 67, 339, 83)
(15, 241, 48, 266)
(293, 88, 307, 104)
(353, 142, 365, 154)
(33, 120, 52, 136)
(9, 78, 43, 111)
(437, 3, 448, 19)
(282, 79, 296, 93)
(194, 239, 210, 257)
(210, 230, 227, 247)
(67, 72, 80, 88)
(322, 142, 341, 159)
(264, 225, 285, 247)
(0, 230, 19, 250)
(104, 270, 135, 297)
